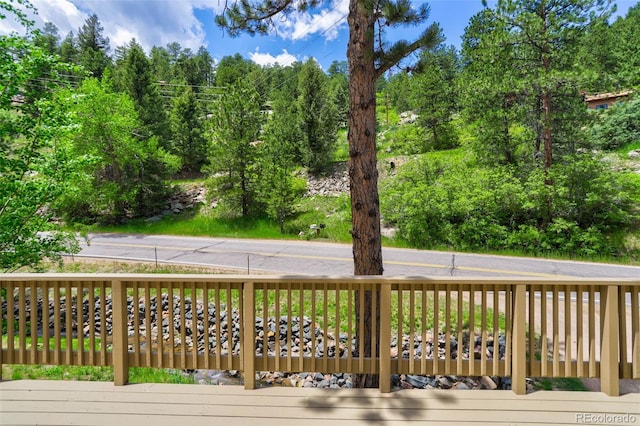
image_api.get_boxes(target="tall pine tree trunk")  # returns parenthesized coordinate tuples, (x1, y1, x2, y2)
(347, 0, 384, 388)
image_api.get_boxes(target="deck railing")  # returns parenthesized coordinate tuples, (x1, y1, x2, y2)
(1, 274, 638, 396)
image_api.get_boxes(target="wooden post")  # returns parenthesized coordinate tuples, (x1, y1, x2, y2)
(243, 281, 256, 390)
(601, 285, 620, 396)
(379, 282, 391, 393)
(512, 284, 527, 395)
(112, 280, 129, 386)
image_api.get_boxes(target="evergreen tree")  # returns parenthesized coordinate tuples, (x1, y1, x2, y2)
(59, 31, 78, 64)
(208, 80, 263, 217)
(296, 59, 338, 174)
(34, 22, 60, 55)
(77, 13, 111, 78)
(408, 45, 459, 150)
(120, 39, 170, 147)
(170, 86, 209, 172)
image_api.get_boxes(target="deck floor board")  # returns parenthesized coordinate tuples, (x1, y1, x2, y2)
(1, 380, 638, 425)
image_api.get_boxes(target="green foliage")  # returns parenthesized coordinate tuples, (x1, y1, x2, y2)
(378, 123, 428, 156)
(76, 13, 111, 79)
(586, 96, 640, 150)
(1, 6, 82, 271)
(381, 154, 639, 257)
(207, 80, 263, 217)
(296, 59, 339, 175)
(169, 86, 209, 172)
(54, 78, 179, 224)
(258, 92, 307, 230)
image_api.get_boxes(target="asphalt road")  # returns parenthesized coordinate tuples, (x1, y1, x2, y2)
(75, 233, 640, 278)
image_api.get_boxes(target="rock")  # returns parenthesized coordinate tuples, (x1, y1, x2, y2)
(629, 149, 640, 159)
(480, 376, 498, 390)
(454, 382, 470, 390)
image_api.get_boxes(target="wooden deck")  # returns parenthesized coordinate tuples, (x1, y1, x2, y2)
(1, 380, 638, 425)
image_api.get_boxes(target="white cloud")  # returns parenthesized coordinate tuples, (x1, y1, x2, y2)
(249, 48, 298, 67)
(276, 0, 348, 41)
(2, 0, 222, 53)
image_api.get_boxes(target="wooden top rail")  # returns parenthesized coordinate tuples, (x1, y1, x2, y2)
(2, 273, 639, 286)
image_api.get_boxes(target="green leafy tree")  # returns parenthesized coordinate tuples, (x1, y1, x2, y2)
(55, 78, 178, 223)
(1, 0, 81, 271)
(208, 80, 263, 217)
(216, 0, 442, 388)
(587, 96, 640, 150)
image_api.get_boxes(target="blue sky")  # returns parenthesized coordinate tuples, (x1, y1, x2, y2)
(1, 0, 636, 70)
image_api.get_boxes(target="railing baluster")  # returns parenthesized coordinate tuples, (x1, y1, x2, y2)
(168, 282, 175, 369)
(577, 287, 584, 377)
(87, 282, 95, 366)
(633, 286, 640, 379)
(409, 284, 415, 375)
(334, 284, 340, 373)
(564, 286, 572, 377)
(421, 286, 427, 374)
(397, 285, 403, 368)
(179, 284, 186, 369)
(6, 282, 16, 366)
(29, 281, 37, 365)
(347, 282, 353, 373)
(225, 284, 233, 370)
(287, 282, 293, 373)
(77, 281, 84, 368)
(191, 281, 197, 369)
(505, 285, 511, 377)
(262, 284, 268, 372)
(469, 286, 475, 377)
(156, 281, 163, 369)
(203, 283, 210, 371)
(215, 285, 221, 369)
(618, 285, 629, 379)
(480, 285, 486, 376)
(41, 281, 50, 366)
(372, 283, 377, 375)
(17, 285, 26, 365)
(358, 284, 364, 373)
(133, 284, 140, 367)
(99, 282, 107, 366)
(434, 284, 440, 376)
(588, 285, 596, 377)
(445, 288, 451, 374)
(456, 287, 462, 375)
(298, 284, 304, 372)
(323, 282, 329, 373)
